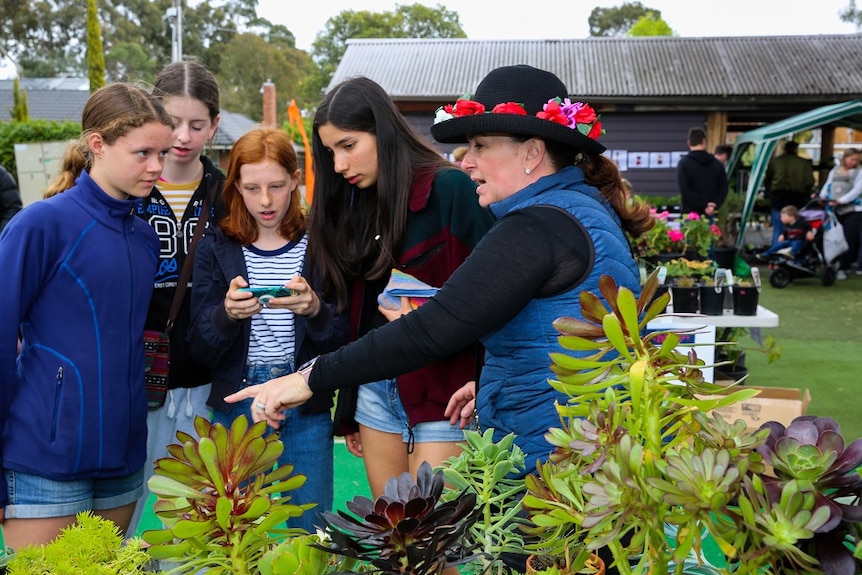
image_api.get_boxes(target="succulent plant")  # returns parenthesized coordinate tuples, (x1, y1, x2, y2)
(5, 511, 154, 574)
(142, 414, 309, 575)
(440, 429, 529, 575)
(747, 416, 862, 575)
(258, 531, 366, 575)
(315, 460, 480, 575)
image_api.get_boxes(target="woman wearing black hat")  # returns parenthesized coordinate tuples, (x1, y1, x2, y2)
(227, 65, 654, 478)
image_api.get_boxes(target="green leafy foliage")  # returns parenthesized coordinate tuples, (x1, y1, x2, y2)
(440, 429, 529, 574)
(258, 532, 366, 575)
(6, 511, 153, 575)
(86, 0, 105, 91)
(588, 1, 663, 36)
(0, 120, 81, 176)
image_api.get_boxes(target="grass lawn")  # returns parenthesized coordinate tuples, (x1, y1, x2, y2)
(740, 263, 862, 440)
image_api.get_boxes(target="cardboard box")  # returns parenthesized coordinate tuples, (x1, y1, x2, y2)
(698, 386, 811, 430)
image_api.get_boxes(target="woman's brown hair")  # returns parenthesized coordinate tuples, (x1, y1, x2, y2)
(219, 126, 305, 245)
(44, 83, 173, 198)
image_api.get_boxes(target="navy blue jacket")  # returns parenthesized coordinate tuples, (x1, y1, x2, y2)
(187, 225, 349, 415)
(0, 171, 159, 506)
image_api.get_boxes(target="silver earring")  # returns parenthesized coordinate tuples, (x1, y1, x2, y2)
(525, 168, 532, 175)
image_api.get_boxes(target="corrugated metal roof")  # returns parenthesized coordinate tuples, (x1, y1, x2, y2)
(329, 35, 862, 101)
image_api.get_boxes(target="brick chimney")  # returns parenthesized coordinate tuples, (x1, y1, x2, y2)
(262, 80, 276, 126)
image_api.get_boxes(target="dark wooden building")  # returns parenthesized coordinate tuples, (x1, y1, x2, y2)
(328, 34, 862, 197)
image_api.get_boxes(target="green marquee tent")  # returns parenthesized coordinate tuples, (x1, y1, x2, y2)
(727, 99, 862, 249)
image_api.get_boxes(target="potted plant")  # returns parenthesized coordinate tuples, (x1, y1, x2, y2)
(312, 460, 481, 575)
(680, 212, 722, 260)
(730, 275, 760, 316)
(633, 210, 722, 267)
(698, 274, 727, 316)
(714, 326, 781, 383)
(439, 429, 530, 575)
(258, 531, 366, 575)
(524, 271, 862, 575)
(663, 258, 715, 314)
(141, 415, 310, 575)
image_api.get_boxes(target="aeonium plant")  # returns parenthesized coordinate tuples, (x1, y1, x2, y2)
(314, 460, 481, 575)
(142, 415, 309, 575)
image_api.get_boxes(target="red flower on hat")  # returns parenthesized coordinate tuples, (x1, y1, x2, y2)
(536, 100, 568, 126)
(574, 104, 598, 125)
(586, 120, 603, 140)
(492, 102, 528, 115)
(453, 100, 485, 117)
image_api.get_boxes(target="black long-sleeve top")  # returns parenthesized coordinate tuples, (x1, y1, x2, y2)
(309, 206, 592, 393)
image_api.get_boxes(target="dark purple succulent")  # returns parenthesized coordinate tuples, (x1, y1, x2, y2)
(756, 415, 862, 575)
(316, 461, 480, 575)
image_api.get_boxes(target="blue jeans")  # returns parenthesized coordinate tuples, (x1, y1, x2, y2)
(4, 467, 144, 519)
(211, 361, 333, 532)
(762, 238, 805, 257)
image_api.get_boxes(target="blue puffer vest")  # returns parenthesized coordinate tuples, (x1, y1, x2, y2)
(479, 166, 640, 474)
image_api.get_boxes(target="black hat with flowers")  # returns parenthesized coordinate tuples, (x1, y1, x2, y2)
(430, 64, 606, 155)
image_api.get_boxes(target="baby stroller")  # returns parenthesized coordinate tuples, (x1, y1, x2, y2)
(766, 198, 838, 288)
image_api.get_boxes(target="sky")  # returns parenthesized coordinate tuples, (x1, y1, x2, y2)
(258, 0, 859, 52)
(0, 0, 856, 79)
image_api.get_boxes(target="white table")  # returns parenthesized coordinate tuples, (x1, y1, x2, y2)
(651, 305, 779, 328)
(647, 305, 780, 382)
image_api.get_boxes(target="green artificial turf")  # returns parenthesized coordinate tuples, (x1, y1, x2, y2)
(741, 263, 862, 440)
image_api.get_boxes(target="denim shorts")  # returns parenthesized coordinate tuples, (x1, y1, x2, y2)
(4, 467, 144, 519)
(355, 379, 468, 443)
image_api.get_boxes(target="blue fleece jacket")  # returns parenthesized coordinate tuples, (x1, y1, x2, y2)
(0, 170, 159, 507)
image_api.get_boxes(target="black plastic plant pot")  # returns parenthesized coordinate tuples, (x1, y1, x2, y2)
(732, 286, 759, 316)
(699, 285, 726, 315)
(670, 285, 700, 313)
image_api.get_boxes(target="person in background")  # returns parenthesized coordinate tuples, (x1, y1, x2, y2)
(714, 144, 733, 167)
(819, 147, 862, 279)
(187, 126, 348, 531)
(677, 127, 729, 218)
(274, 76, 494, 499)
(0, 164, 23, 232)
(0, 83, 170, 548)
(227, 64, 652, 495)
(764, 140, 815, 246)
(128, 61, 225, 535)
(451, 145, 469, 167)
(755, 205, 814, 260)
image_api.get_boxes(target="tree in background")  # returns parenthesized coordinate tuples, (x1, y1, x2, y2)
(628, 13, 674, 36)
(588, 1, 662, 36)
(840, 0, 862, 28)
(307, 3, 466, 103)
(11, 77, 29, 122)
(86, 0, 105, 92)
(217, 32, 315, 122)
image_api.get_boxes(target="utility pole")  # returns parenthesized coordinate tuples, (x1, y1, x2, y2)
(165, 0, 183, 62)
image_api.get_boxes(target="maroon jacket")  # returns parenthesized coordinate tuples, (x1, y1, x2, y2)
(334, 166, 494, 435)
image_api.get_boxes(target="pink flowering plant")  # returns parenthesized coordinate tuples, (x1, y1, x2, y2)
(634, 210, 722, 260)
(433, 97, 604, 140)
(683, 212, 722, 258)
